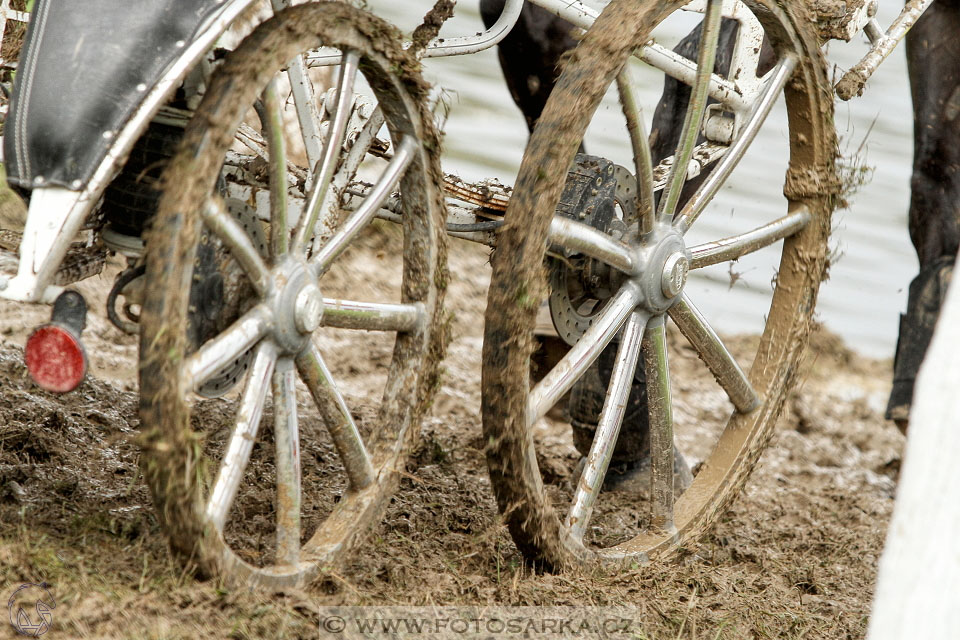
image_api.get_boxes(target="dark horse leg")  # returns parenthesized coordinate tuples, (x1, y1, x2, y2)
(479, 1, 745, 160)
(889, 0, 960, 431)
(479, 1, 579, 134)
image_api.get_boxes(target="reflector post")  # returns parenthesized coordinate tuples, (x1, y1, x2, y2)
(24, 291, 89, 393)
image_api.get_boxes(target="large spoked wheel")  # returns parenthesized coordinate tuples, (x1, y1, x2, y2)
(139, 3, 447, 588)
(482, 0, 837, 568)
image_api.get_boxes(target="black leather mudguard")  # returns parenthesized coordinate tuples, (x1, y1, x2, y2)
(3, 0, 229, 189)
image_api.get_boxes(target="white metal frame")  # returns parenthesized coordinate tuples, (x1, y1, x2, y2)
(0, 0, 933, 303)
(0, 0, 259, 302)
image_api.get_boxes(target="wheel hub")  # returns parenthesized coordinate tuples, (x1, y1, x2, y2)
(627, 227, 689, 314)
(546, 158, 695, 335)
(269, 258, 324, 354)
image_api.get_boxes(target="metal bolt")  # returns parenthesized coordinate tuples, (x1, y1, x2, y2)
(294, 284, 324, 334)
(661, 252, 689, 298)
(324, 88, 338, 115)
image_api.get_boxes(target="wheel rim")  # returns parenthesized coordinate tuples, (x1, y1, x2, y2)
(139, 3, 447, 588)
(482, 0, 836, 568)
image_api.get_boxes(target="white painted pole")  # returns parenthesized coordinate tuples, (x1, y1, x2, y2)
(867, 273, 960, 639)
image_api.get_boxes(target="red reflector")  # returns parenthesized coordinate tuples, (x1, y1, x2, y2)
(25, 324, 87, 393)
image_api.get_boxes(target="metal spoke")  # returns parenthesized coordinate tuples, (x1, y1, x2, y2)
(642, 314, 674, 532)
(311, 136, 416, 275)
(688, 207, 810, 269)
(292, 50, 361, 254)
(667, 294, 759, 413)
(616, 67, 656, 236)
(296, 343, 375, 490)
(182, 306, 272, 392)
(273, 357, 301, 566)
(673, 55, 797, 234)
(566, 310, 648, 541)
(547, 217, 636, 275)
(528, 281, 643, 425)
(285, 53, 324, 188)
(637, 41, 749, 112)
(333, 105, 384, 187)
(658, 0, 723, 223)
(321, 299, 424, 333)
(255, 80, 290, 258)
(201, 197, 271, 296)
(235, 123, 308, 183)
(270, 0, 325, 183)
(310, 106, 387, 256)
(268, 0, 324, 185)
(206, 341, 277, 531)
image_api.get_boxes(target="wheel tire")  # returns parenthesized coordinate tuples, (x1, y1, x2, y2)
(481, 0, 837, 568)
(139, 2, 447, 589)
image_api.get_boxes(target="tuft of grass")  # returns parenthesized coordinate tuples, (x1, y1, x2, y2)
(835, 117, 878, 211)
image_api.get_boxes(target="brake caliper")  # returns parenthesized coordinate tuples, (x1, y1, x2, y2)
(554, 154, 619, 243)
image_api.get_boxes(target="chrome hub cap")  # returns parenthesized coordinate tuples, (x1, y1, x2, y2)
(269, 259, 324, 354)
(294, 284, 324, 334)
(661, 251, 689, 299)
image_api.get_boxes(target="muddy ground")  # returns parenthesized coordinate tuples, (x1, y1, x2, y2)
(0, 226, 905, 639)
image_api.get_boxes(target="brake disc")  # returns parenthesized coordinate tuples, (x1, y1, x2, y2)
(193, 198, 268, 398)
(548, 160, 638, 346)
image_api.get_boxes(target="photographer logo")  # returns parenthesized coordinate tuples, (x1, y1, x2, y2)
(7, 583, 56, 637)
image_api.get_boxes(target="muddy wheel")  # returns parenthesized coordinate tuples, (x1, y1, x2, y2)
(138, 3, 447, 589)
(481, 0, 837, 568)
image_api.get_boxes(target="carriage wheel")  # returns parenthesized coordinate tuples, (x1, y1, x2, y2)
(481, 0, 837, 568)
(138, 3, 447, 588)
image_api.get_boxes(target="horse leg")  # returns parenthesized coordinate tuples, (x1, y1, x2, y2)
(479, 0, 579, 133)
(889, 0, 960, 432)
